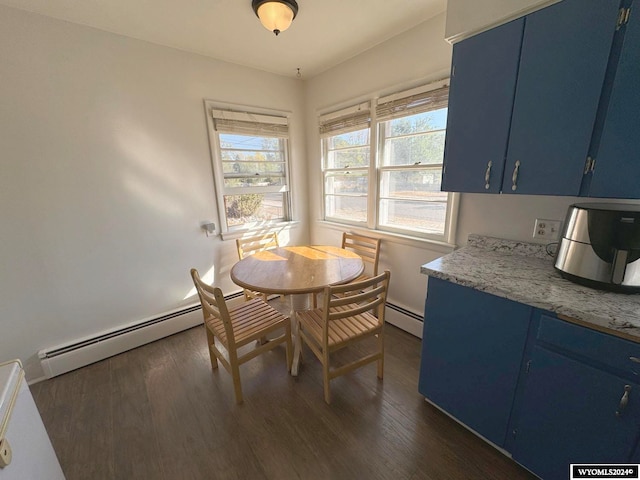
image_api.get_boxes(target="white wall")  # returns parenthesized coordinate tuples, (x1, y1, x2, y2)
(0, 6, 308, 379)
(304, 12, 640, 321)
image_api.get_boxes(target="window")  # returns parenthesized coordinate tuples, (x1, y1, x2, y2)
(320, 102, 371, 224)
(320, 81, 456, 243)
(207, 105, 291, 232)
(376, 86, 449, 236)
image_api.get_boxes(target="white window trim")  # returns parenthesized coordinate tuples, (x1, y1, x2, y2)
(204, 100, 295, 236)
(319, 79, 458, 247)
(320, 101, 372, 229)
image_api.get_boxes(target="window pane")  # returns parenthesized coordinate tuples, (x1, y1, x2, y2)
(325, 128, 370, 169)
(326, 147, 370, 169)
(222, 161, 285, 175)
(220, 134, 280, 151)
(220, 133, 285, 189)
(386, 109, 447, 136)
(224, 193, 284, 227)
(382, 131, 446, 166)
(379, 199, 447, 234)
(221, 151, 283, 163)
(325, 195, 367, 223)
(325, 172, 368, 195)
(380, 169, 447, 199)
(223, 176, 286, 188)
(327, 129, 369, 150)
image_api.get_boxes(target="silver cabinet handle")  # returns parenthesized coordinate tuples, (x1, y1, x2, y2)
(511, 160, 521, 191)
(484, 161, 492, 190)
(616, 385, 632, 417)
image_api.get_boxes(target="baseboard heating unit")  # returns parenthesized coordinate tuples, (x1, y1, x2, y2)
(385, 302, 423, 338)
(37, 292, 245, 379)
(37, 294, 419, 379)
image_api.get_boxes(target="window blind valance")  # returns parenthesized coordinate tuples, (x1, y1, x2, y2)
(319, 102, 370, 138)
(376, 85, 449, 122)
(211, 109, 289, 138)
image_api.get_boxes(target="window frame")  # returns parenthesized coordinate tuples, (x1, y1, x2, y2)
(319, 80, 458, 246)
(204, 101, 293, 236)
(321, 131, 372, 227)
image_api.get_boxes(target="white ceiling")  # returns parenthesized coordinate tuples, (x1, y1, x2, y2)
(0, 0, 447, 78)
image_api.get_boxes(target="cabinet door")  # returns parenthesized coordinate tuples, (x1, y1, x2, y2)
(419, 278, 531, 447)
(513, 346, 640, 480)
(504, 0, 620, 195)
(441, 19, 523, 193)
(589, 6, 640, 198)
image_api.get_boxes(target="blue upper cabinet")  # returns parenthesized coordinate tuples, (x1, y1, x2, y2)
(441, 19, 523, 193)
(504, 0, 620, 195)
(442, 0, 623, 196)
(587, 6, 640, 199)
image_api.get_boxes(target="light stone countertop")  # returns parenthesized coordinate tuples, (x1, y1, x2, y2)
(421, 234, 640, 342)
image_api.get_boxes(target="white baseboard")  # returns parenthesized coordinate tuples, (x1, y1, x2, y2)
(38, 304, 204, 379)
(385, 302, 423, 338)
(35, 296, 423, 381)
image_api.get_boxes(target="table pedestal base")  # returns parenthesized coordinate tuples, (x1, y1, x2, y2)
(290, 293, 312, 376)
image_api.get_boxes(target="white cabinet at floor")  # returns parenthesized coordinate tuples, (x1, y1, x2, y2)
(0, 360, 65, 479)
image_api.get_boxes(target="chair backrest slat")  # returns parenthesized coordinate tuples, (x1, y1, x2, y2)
(236, 232, 279, 260)
(190, 268, 235, 344)
(321, 271, 390, 331)
(328, 284, 386, 309)
(342, 233, 381, 276)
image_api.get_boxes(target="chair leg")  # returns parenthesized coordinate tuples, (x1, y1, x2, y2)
(292, 319, 303, 376)
(205, 329, 218, 370)
(230, 360, 243, 404)
(377, 333, 384, 380)
(323, 350, 331, 404)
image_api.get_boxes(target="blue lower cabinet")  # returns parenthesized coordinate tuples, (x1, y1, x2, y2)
(630, 441, 640, 464)
(419, 278, 532, 447)
(512, 346, 640, 480)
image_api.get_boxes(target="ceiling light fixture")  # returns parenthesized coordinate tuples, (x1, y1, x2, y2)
(252, 0, 299, 36)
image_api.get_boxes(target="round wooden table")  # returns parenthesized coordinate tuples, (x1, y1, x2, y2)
(230, 245, 364, 295)
(230, 245, 364, 375)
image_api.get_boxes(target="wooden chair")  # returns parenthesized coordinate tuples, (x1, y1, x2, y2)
(236, 233, 279, 302)
(341, 232, 381, 282)
(190, 268, 292, 404)
(313, 232, 382, 308)
(296, 270, 390, 404)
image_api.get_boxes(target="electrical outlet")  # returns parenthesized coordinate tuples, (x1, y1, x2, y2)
(533, 219, 562, 240)
(201, 222, 216, 237)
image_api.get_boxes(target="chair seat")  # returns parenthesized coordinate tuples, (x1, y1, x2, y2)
(297, 305, 381, 349)
(191, 267, 292, 404)
(205, 298, 288, 348)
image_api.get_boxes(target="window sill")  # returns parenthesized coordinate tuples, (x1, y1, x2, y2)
(220, 220, 301, 241)
(316, 221, 457, 254)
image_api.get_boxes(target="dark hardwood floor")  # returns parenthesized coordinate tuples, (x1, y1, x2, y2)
(31, 323, 536, 480)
